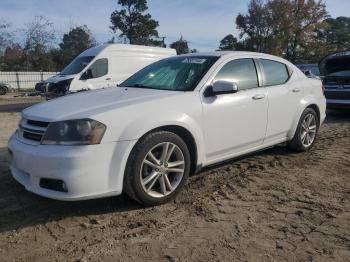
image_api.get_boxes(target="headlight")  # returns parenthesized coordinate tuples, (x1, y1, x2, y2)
(41, 119, 106, 145)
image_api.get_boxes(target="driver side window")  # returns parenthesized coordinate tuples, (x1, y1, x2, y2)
(214, 58, 259, 91)
(85, 58, 108, 79)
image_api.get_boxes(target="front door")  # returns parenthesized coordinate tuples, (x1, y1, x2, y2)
(202, 58, 268, 163)
(77, 58, 110, 90)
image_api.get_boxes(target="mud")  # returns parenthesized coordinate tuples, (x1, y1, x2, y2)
(0, 95, 349, 261)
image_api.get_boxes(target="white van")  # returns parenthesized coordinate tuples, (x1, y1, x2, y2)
(35, 44, 176, 98)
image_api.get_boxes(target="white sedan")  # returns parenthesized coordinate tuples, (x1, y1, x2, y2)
(8, 52, 326, 206)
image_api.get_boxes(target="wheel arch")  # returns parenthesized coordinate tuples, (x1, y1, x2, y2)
(134, 125, 199, 175)
(306, 104, 320, 122)
(288, 102, 321, 140)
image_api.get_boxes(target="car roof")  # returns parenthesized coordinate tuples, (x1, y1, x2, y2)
(177, 51, 293, 65)
(181, 51, 286, 61)
(79, 44, 176, 57)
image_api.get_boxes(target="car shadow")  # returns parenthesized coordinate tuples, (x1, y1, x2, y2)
(325, 109, 350, 123)
(0, 147, 143, 234)
(0, 110, 348, 234)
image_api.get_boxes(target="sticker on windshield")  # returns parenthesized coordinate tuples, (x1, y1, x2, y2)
(182, 58, 207, 64)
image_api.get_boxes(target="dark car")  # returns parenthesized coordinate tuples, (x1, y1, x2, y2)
(319, 51, 350, 109)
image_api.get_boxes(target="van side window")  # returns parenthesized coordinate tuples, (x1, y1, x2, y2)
(87, 58, 108, 79)
(214, 59, 259, 91)
(260, 59, 289, 86)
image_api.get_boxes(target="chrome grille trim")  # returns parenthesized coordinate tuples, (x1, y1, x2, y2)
(18, 117, 49, 144)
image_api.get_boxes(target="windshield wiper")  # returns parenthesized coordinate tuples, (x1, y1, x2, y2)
(125, 84, 154, 89)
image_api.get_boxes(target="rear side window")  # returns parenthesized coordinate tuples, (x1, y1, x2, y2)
(214, 58, 259, 91)
(88, 58, 108, 79)
(260, 59, 289, 86)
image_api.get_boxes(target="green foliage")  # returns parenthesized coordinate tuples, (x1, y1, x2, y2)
(53, 26, 96, 71)
(321, 17, 350, 52)
(110, 0, 162, 46)
(219, 34, 238, 51)
(234, 0, 330, 63)
(1, 44, 24, 71)
(170, 36, 190, 55)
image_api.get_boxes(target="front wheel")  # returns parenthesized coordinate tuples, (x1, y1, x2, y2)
(124, 131, 191, 206)
(288, 108, 319, 152)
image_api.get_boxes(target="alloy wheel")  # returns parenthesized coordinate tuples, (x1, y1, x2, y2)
(300, 113, 317, 147)
(140, 142, 185, 198)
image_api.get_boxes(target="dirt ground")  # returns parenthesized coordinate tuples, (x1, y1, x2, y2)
(0, 94, 349, 262)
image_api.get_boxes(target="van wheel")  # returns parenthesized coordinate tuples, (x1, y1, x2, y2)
(124, 131, 191, 206)
(288, 108, 319, 152)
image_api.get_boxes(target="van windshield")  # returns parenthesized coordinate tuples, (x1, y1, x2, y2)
(60, 56, 95, 75)
(121, 56, 219, 91)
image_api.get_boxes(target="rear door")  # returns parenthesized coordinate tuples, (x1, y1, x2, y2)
(259, 59, 303, 143)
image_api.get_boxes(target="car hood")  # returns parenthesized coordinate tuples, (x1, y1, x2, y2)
(45, 74, 76, 83)
(23, 87, 184, 122)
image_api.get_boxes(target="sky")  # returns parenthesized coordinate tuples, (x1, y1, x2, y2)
(0, 0, 350, 51)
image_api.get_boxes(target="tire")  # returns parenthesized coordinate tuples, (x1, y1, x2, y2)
(0, 86, 6, 95)
(124, 131, 191, 206)
(288, 108, 319, 152)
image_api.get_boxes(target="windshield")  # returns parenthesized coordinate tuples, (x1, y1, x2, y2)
(60, 56, 95, 75)
(121, 56, 219, 91)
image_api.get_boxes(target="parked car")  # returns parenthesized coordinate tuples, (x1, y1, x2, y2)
(319, 50, 350, 109)
(296, 64, 321, 79)
(35, 44, 176, 99)
(8, 52, 326, 206)
(0, 82, 10, 95)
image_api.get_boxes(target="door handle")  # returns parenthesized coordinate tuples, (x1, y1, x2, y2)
(252, 94, 265, 100)
(106, 78, 111, 80)
(292, 88, 301, 93)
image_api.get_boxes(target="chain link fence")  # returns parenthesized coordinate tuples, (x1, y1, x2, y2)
(0, 72, 57, 90)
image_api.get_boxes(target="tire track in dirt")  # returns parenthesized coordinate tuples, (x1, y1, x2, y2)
(0, 110, 349, 261)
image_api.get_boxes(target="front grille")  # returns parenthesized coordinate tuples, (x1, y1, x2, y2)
(18, 118, 49, 144)
(23, 131, 43, 141)
(27, 119, 49, 128)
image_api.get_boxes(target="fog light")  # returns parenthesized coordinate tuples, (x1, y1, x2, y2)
(40, 178, 68, 192)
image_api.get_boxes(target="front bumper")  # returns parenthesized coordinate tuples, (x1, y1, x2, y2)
(8, 134, 135, 201)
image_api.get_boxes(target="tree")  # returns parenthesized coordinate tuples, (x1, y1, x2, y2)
(219, 34, 238, 50)
(236, 0, 273, 53)
(0, 21, 13, 54)
(281, 0, 329, 62)
(110, 0, 161, 46)
(321, 17, 350, 52)
(235, 0, 329, 63)
(54, 26, 96, 71)
(1, 44, 24, 71)
(23, 16, 56, 71)
(170, 36, 190, 55)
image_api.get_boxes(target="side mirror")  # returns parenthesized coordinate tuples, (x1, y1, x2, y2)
(304, 70, 311, 76)
(80, 69, 92, 80)
(205, 80, 238, 97)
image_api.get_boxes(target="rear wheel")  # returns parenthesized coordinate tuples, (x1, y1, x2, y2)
(288, 108, 319, 152)
(0, 86, 6, 95)
(124, 131, 191, 206)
